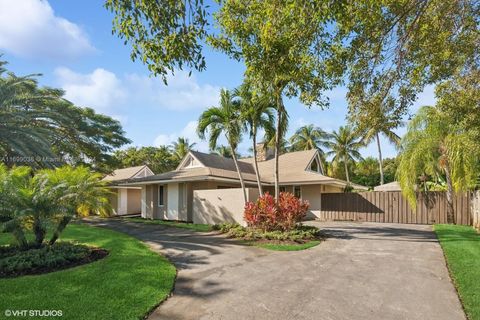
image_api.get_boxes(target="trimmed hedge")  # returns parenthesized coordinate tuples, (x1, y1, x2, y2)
(213, 223, 320, 242)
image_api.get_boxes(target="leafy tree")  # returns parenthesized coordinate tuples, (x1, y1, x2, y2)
(198, 89, 247, 202)
(104, 0, 209, 81)
(211, 0, 344, 199)
(289, 125, 329, 173)
(325, 126, 364, 183)
(353, 104, 401, 185)
(0, 165, 111, 248)
(111, 146, 177, 173)
(234, 83, 275, 195)
(397, 105, 479, 223)
(170, 137, 196, 162)
(0, 60, 130, 170)
(338, 1, 479, 124)
(351, 157, 398, 188)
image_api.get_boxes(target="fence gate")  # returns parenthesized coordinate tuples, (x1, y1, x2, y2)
(318, 191, 471, 225)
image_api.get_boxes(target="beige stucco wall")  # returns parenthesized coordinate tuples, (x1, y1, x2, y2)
(193, 188, 259, 225)
(109, 188, 141, 215)
(126, 189, 141, 214)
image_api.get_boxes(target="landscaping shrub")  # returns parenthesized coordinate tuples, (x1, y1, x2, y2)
(214, 223, 319, 242)
(244, 192, 309, 231)
(0, 242, 108, 277)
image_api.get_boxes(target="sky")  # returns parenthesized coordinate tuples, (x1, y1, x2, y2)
(0, 0, 436, 159)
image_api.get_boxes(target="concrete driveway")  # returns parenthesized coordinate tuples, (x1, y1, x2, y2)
(88, 219, 465, 320)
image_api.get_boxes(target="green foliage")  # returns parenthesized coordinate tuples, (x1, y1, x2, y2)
(0, 242, 99, 277)
(105, 0, 209, 81)
(397, 105, 479, 219)
(0, 60, 130, 170)
(0, 165, 111, 247)
(170, 137, 196, 162)
(127, 217, 212, 232)
(111, 146, 178, 174)
(338, 0, 480, 124)
(435, 224, 480, 320)
(325, 126, 365, 183)
(351, 157, 398, 188)
(214, 223, 319, 242)
(0, 223, 176, 320)
(289, 125, 329, 155)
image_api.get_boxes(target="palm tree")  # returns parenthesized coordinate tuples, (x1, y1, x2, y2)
(170, 137, 196, 161)
(0, 164, 111, 248)
(214, 145, 234, 158)
(398, 105, 478, 224)
(357, 105, 401, 185)
(234, 83, 275, 195)
(289, 124, 329, 173)
(197, 89, 247, 203)
(325, 126, 364, 183)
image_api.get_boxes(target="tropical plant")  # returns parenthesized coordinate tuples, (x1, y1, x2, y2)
(0, 165, 111, 248)
(354, 104, 401, 185)
(325, 126, 365, 183)
(0, 60, 130, 170)
(244, 192, 309, 232)
(289, 125, 329, 172)
(197, 89, 247, 202)
(111, 146, 177, 173)
(170, 137, 196, 161)
(234, 82, 275, 195)
(214, 145, 234, 158)
(397, 105, 479, 224)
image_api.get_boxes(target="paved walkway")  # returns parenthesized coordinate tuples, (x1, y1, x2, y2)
(88, 219, 465, 320)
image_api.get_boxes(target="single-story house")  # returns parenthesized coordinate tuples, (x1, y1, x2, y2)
(113, 145, 367, 224)
(103, 165, 154, 215)
(373, 181, 402, 192)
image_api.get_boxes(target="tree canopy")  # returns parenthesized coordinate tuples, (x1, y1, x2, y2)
(0, 60, 130, 171)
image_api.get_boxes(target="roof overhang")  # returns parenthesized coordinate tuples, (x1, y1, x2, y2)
(118, 175, 259, 186)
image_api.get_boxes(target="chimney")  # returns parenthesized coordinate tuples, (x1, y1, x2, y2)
(255, 143, 274, 162)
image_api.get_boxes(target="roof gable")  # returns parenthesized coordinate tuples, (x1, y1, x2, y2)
(103, 165, 154, 182)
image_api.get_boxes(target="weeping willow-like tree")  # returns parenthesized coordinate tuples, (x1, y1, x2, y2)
(397, 105, 478, 224)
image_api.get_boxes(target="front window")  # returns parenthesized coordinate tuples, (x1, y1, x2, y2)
(280, 186, 286, 193)
(158, 185, 165, 206)
(294, 186, 301, 199)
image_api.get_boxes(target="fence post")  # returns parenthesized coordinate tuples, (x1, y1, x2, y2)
(472, 191, 480, 231)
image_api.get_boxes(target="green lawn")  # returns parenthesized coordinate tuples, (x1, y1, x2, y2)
(243, 240, 321, 251)
(126, 217, 213, 232)
(434, 224, 480, 320)
(0, 223, 176, 320)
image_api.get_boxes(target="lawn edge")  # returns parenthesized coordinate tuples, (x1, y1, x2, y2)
(433, 225, 470, 320)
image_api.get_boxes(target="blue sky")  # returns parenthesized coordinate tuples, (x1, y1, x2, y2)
(0, 0, 436, 158)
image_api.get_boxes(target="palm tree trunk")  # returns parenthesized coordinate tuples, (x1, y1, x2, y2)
(444, 161, 456, 224)
(33, 215, 46, 247)
(251, 128, 263, 195)
(376, 133, 385, 185)
(344, 156, 350, 183)
(49, 216, 72, 245)
(274, 93, 284, 200)
(230, 145, 247, 203)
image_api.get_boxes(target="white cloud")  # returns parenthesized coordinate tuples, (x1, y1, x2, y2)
(55, 67, 125, 111)
(125, 71, 221, 110)
(154, 120, 210, 151)
(0, 0, 96, 60)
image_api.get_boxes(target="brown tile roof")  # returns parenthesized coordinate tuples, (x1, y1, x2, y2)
(103, 165, 150, 182)
(190, 151, 256, 174)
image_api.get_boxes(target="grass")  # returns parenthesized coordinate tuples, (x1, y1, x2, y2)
(243, 240, 321, 251)
(0, 223, 176, 320)
(126, 217, 213, 232)
(434, 224, 480, 320)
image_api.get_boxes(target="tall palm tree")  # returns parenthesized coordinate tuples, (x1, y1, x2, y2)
(325, 126, 365, 183)
(170, 137, 196, 161)
(398, 105, 478, 224)
(357, 105, 401, 185)
(289, 124, 329, 173)
(197, 89, 247, 203)
(234, 83, 275, 195)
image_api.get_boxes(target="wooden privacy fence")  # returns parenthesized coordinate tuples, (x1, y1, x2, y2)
(472, 191, 480, 230)
(318, 191, 472, 225)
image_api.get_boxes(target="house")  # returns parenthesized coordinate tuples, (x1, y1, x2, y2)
(373, 181, 402, 192)
(114, 145, 367, 224)
(103, 165, 154, 215)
